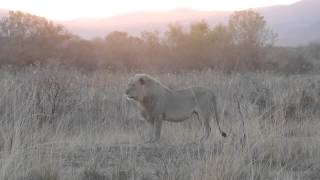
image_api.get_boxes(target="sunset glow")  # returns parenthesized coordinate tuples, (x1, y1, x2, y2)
(0, 0, 300, 20)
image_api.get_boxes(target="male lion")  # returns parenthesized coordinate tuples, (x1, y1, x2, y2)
(125, 74, 227, 143)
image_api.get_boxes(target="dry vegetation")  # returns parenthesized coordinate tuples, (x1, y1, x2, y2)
(0, 65, 319, 180)
(2, 10, 318, 74)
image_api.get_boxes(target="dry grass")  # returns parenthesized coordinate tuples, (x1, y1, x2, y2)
(0, 65, 320, 180)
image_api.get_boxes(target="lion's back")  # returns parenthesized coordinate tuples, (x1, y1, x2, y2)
(175, 86, 214, 99)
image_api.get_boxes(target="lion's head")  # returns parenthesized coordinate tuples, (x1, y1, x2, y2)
(125, 74, 169, 112)
(125, 74, 153, 101)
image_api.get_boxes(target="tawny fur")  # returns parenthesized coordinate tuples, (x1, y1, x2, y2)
(125, 74, 227, 143)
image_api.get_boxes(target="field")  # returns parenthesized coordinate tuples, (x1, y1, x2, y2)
(0, 65, 320, 180)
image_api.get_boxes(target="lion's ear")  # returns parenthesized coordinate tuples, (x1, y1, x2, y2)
(139, 78, 145, 85)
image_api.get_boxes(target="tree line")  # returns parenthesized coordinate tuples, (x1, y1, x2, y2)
(0, 10, 318, 73)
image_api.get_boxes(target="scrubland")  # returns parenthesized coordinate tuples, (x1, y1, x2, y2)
(0, 65, 320, 180)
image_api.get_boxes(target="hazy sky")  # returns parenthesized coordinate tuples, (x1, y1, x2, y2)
(0, 0, 300, 20)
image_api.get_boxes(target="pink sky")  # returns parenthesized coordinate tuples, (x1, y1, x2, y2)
(0, 0, 300, 20)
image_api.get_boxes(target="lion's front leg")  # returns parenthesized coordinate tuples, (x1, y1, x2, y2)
(145, 117, 155, 143)
(146, 121, 154, 143)
(146, 117, 162, 143)
(153, 119, 162, 142)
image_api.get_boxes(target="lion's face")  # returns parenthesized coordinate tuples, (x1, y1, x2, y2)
(125, 75, 148, 101)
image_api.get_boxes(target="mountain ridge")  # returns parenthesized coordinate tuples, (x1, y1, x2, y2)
(61, 0, 320, 46)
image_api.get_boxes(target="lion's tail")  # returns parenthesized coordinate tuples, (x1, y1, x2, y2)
(211, 95, 227, 137)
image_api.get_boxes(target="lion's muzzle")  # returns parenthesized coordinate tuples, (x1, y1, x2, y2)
(124, 90, 137, 100)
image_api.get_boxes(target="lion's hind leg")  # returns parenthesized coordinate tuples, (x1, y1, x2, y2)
(200, 118, 211, 143)
(198, 110, 211, 143)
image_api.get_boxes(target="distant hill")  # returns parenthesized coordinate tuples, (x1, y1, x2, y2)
(259, 0, 320, 45)
(62, 9, 231, 39)
(62, 9, 230, 39)
(62, 0, 320, 46)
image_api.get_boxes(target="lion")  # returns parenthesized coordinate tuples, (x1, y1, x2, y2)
(125, 74, 227, 143)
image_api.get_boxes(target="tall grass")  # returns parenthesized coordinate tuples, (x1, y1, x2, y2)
(0, 65, 319, 179)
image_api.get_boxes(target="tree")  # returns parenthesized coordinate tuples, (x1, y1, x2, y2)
(164, 22, 212, 69)
(228, 10, 277, 70)
(190, 21, 209, 39)
(229, 10, 276, 47)
(104, 31, 143, 68)
(187, 21, 211, 68)
(140, 31, 164, 66)
(0, 11, 71, 65)
(59, 36, 97, 69)
(165, 23, 185, 48)
(208, 24, 234, 69)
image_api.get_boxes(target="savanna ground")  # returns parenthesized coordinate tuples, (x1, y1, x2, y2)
(0, 65, 320, 180)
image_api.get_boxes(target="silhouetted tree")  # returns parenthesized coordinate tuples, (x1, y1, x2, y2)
(104, 31, 143, 68)
(140, 31, 165, 67)
(59, 36, 97, 69)
(228, 10, 277, 71)
(208, 24, 234, 70)
(0, 11, 71, 65)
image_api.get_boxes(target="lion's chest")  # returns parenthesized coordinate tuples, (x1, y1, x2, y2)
(141, 96, 155, 113)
